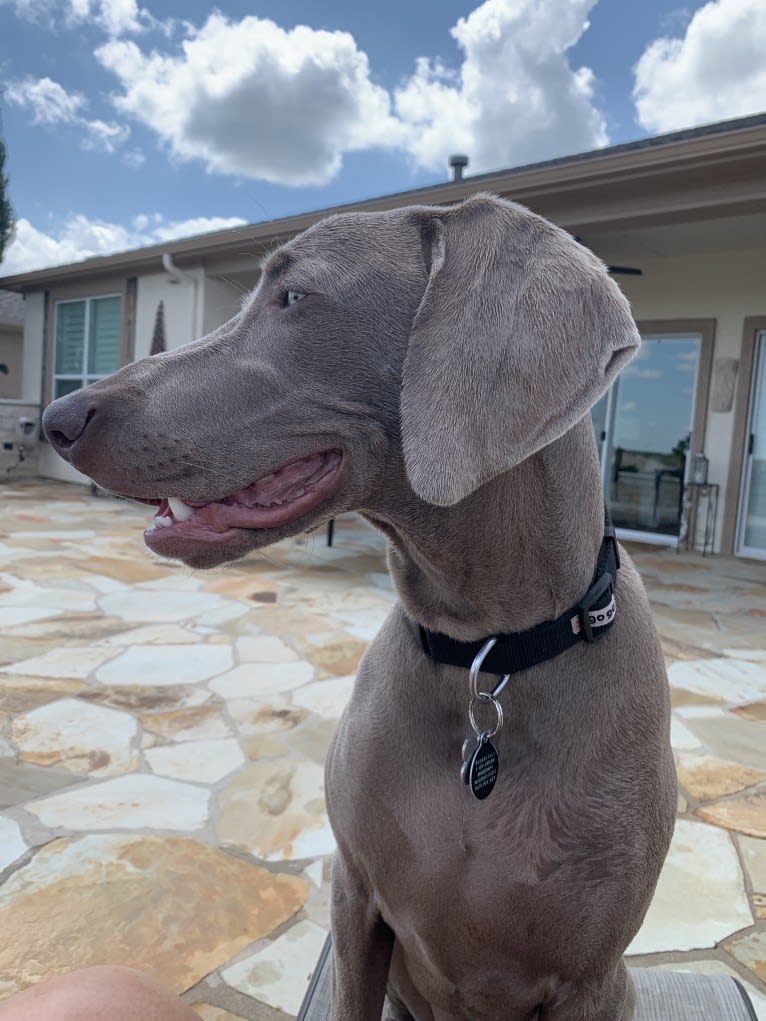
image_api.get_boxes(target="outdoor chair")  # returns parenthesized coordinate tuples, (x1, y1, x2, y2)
(297, 935, 758, 1021)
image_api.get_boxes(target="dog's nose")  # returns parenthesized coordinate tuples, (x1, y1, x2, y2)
(43, 390, 98, 458)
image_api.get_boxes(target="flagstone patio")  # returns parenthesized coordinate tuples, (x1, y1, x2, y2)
(0, 479, 765, 1019)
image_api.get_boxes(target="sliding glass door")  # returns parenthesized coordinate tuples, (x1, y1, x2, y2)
(593, 334, 702, 539)
(737, 331, 766, 558)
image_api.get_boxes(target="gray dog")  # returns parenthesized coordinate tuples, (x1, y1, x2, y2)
(43, 194, 676, 1021)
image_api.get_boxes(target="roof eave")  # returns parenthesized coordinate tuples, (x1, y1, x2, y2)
(1, 113, 765, 292)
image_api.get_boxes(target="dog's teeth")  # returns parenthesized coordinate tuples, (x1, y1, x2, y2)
(148, 514, 173, 531)
(167, 497, 195, 522)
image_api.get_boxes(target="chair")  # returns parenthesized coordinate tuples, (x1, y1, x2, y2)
(297, 936, 757, 1021)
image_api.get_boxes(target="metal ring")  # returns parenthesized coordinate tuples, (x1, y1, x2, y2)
(469, 637, 497, 699)
(468, 693, 503, 738)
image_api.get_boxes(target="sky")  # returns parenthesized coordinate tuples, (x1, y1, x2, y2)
(0, 0, 765, 276)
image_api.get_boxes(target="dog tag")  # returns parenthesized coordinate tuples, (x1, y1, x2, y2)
(467, 738, 499, 800)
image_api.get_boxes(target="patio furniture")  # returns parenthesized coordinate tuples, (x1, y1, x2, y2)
(681, 481, 720, 555)
(297, 936, 757, 1021)
(613, 447, 686, 530)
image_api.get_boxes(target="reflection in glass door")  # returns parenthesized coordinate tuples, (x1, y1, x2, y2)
(738, 331, 766, 558)
(593, 335, 702, 538)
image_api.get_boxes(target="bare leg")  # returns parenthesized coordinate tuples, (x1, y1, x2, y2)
(0, 966, 201, 1021)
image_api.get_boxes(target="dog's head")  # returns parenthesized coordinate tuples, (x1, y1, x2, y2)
(43, 194, 638, 567)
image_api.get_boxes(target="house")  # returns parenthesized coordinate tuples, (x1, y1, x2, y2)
(0, 289, 24, 397)
(0, 288, 39, 478)
(1, 113, 765, 558)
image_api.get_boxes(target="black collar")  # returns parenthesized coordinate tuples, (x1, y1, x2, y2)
(419, 509, 620, 676)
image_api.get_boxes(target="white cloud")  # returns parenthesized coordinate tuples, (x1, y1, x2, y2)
(395, 0, 607, 173)
(0, 0, 149, 35)
(0, 213, 247, 275)
(94, 0, 607, 186)
(91, 0, 142, 35)
(634, 0, 766, 133)
(5, 76, 130, 153)
(4, 76, 86, 125)
(96, 13, 405, 187)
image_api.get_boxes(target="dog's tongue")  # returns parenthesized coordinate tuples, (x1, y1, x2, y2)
(148, 450, 342, 538)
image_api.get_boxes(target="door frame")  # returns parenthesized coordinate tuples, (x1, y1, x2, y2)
(722, 317, 766, 556)
(601, 318, 715, 545)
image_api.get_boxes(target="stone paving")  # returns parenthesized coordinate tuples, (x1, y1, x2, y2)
(0, 479, 765, 1019)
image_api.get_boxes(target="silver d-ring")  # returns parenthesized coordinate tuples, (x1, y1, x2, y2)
(468, 693, 503, 738)
(469, 637, 497, 699)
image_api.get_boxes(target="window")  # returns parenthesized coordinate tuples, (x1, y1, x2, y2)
(53, 295, 121, 399)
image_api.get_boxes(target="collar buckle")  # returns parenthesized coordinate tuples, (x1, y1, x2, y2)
(576, 571, 615, 643)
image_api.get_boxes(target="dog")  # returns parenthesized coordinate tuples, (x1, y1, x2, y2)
(43, 194, 676, 1021)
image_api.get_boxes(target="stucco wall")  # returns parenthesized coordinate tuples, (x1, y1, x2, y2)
(203, 276, 243, 335)
(135, 269, 204, 360)
(0, 327, 22, 399)
(21, 290, 45, 404)
(618, 244, 766, 551)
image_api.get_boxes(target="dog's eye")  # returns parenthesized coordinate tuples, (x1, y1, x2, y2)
(285, 289, 305, 307)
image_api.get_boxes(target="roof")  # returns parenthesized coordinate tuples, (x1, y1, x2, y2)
(0, 288, 23, 324)
(1, 112, 765, 292)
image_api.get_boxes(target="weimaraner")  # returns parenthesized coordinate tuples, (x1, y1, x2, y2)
(43, 194, 676, 1021)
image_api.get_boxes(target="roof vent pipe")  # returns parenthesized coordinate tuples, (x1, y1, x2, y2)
(449, 154, 469, 182)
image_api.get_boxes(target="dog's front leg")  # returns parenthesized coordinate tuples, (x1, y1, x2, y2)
(540, 961, 635, 1021)
(331, 850, 393, 1021)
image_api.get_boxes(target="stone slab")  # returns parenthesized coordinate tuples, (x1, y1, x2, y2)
(739, 834, 766, 891)
(145, 738, 245, 783)
(0, 759, 83, 810)
(697, 785, 766, 838)
(192, 1005, 250, 1021)
(627, 818, 752, 954)
(99, 589, 227, 623)
(676, 707, 766, 771)
(221, 920, 328, 1016)
(0, 834, 308, 998)
(668, 658, 766, 705)
(677, 754, 766, 802)
(27, 774, 211, 831)
(211, 662, 314, 700)
(218, 760, 335, 861)
(291, 676, 355, 719)
(12, 697, 138, 776)
(96, 644, 233, 686)
(0, 646, 118, 679)
(0, 816, 28, 872)
(723, 927, 766, 983)
(140, 705, 231, 743)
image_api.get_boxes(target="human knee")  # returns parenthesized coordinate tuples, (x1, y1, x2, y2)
(1, 966, 171, 1021)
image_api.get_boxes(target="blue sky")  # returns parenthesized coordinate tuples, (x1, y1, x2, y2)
(0, 0, 764, 275)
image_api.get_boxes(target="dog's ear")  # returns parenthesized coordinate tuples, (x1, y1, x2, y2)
(400, 194, 640, 506)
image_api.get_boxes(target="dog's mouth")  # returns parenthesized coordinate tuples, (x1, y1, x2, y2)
(142, 449, 343, 557)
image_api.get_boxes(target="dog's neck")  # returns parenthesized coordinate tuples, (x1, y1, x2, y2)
(364, 417, 606, 642)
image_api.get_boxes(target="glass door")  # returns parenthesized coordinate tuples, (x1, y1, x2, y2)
(594, 335, 702, 539)
(737, 331, 766, 558)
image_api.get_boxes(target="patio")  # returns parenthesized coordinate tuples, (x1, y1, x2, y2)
(0, 479, 764, 1019)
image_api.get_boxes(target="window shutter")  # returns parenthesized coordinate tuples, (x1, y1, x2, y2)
(88, 296, 122, 375)
(55, 301, 85, 375)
